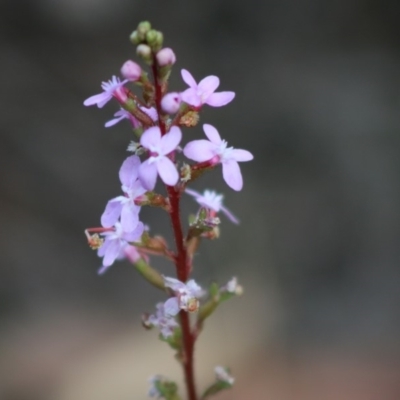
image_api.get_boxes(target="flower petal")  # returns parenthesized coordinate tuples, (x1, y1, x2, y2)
(181, 88, 201, 107)
(139, 160, 158, 190)
(101, 198, 124, 227)
(203, 124, 222, 144)
(140, 126, 162, 150)
(105, 114, 125, 127)
(164, 276, 186, 291)
(120, 203, 139, 232)
(157, 157, 179, 186)
(220, 204, 240, 224)
(160, 126, 182, 155)
(102, 238, 122, 268)
(164, 297, 180, 316)
(222, 159, 243, 191)
(185, 188, 201, 199)
(123, 221, 144, 242)
(181, 69, 197, 88)
(231, 148, 253, 162)
(83, 92, 111, 107)
(198, 75, 219, 98)
(206, 91, 235, 107)
(119, 155, 140, 187)
(183, 140, 216, 162)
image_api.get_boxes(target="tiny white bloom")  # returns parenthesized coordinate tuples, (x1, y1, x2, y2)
(215, 366, 235, 385)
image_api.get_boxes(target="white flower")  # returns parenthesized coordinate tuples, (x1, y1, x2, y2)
(147, 303, 179, 338)
(163, 276, 204, 316)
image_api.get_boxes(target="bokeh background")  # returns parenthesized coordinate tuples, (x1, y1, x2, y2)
(1, 0, 400, 399)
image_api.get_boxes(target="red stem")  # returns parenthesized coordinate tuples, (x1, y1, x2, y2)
(152, 57, 198, 400)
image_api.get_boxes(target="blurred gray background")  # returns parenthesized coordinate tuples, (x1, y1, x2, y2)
(1, 0, 400, 399)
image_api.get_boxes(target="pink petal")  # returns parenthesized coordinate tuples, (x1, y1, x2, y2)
(164, 276, 186, 291)
(83, 92, 111, 107)
(185, 188, 201, 199)
(140, 126, 162, 150)
(220, 205, 240, 224)
(120, 203, 139, 232)
(101, 198, 123, 227)
(97, 237, 111, 257)
(160, 126, 182, 155)
(181, 69, 197, 88)
(139, 160, 158, 190)
(198, 75, 220, 98)
(222, 160, 243, 191)
(206, 91, 235, 107)
(231, 148, 253, 162)
(105, 115, 124, 127)
(119, 155, 140, 187)
(181, 88, 201, 107)
(102, 239, 122, 268)
(203, 124, 222, 144)
(164, 297, 180, 316)
(123, 221, 144, 242)
(183, 140, 216, 162)
(157, 157, 179, 186)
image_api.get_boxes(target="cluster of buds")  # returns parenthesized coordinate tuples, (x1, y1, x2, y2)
(83, 21, 252, 400)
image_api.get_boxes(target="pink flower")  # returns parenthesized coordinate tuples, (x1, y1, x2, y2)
(185, 188, 239, 224)
(101, 156, 147, 232)
(180, 69, 235, 108)
(139, 126, 182, 190)
(83, 76, 128, 108)
(97, 221, 144, 274)
(161, 92, 181, 114)
(183, 124, 253, 191)
(163, 276, 204, 316)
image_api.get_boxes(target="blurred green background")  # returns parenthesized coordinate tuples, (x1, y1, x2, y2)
(1, 0, 400, 399)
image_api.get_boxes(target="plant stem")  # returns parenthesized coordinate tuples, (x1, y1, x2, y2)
(152, 58, 198, 400)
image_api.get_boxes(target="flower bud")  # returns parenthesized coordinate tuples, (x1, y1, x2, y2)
(129, 30, 140, 45)
(161, 92, 181, 114)
(156, 47, 176, 66)
(136, 44, 152, 64)
(137, 21, 151, 41)
(121, 60, 142, 81)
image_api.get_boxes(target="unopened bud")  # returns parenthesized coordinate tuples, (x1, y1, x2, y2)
(121, 60, 142, 81)
(137, 21, 151, 41)
(137, 44, 152, 64)
(129, 30, 140, 44)
(156, 47, 176, 66)
(161, 92, 181, 114)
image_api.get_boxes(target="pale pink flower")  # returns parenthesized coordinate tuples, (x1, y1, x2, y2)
(101, 156, 147, 232)
(185, 188, 239, 224)
(97, 221, 144, 274)
(180, 69, 235, 108)
(183, 124, 253, 191)
(83, 76, 128, 108)
(147, 303, 179, 338)
(139, 126, 182, 190)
